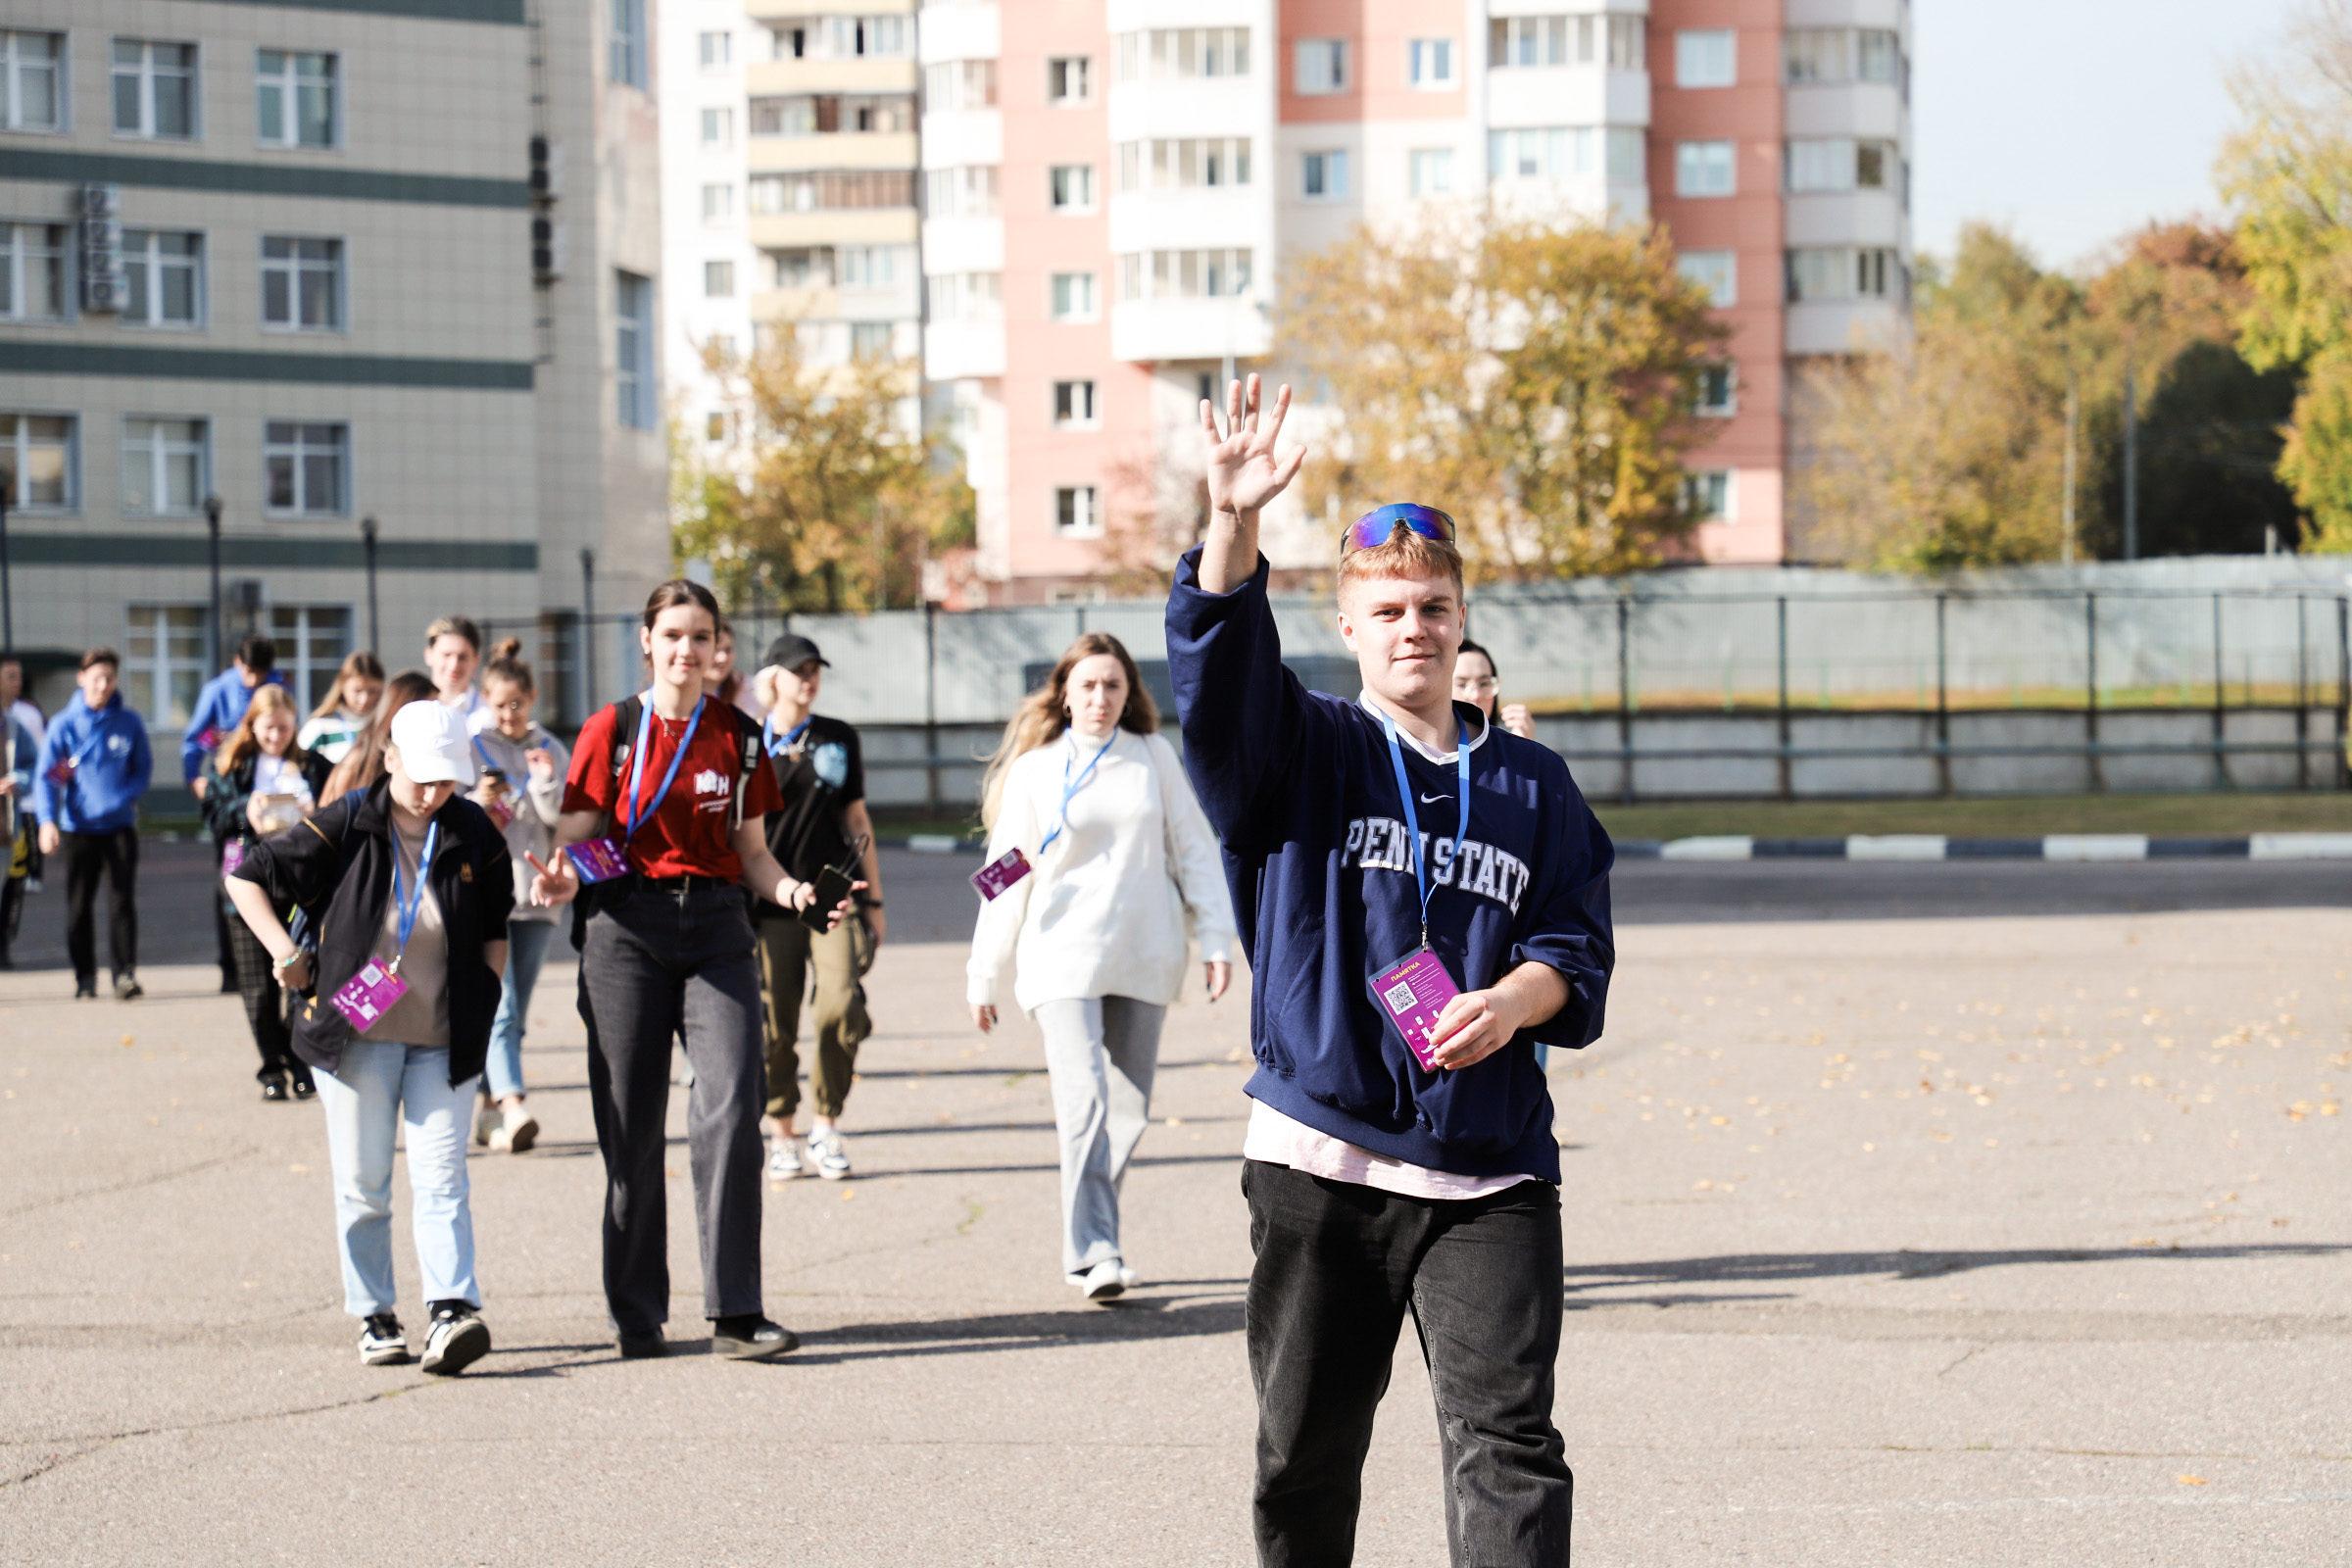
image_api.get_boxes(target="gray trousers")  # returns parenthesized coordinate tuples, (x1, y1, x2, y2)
(579, 879, 766, 1335)
(1035, 995, 1165, 1281)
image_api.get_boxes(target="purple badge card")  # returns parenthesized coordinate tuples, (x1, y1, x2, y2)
(43, 756, 74, 787)
(484, 796, 515, 830)
(1368, 949, 1463, 1071)
(565, 837, 631, 883)
(329, 959, 408, 1033)
(220, 839, 247, 878)
(970, 846, 1032, 902)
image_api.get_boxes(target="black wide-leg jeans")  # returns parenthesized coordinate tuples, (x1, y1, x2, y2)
(61, 827, 138, 983)
(1243, 1157, 1572, 1568)
(578, 878, 767, 1337)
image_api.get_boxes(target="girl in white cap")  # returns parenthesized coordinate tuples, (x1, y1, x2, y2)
(226, 700, 515, 1375)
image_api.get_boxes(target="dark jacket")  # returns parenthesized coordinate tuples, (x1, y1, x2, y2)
(199, 747, 333, 845)
(1164, 548, 1616, 1182)
(231, 779, 515, 1086)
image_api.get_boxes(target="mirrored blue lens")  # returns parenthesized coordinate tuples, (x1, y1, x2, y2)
(1346, 504, 1456, 551)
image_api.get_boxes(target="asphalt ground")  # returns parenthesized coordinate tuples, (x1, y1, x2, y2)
(1, 844, 2346, 1564)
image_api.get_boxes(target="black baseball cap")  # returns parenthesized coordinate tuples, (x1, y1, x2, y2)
(764, 633, 829, 671)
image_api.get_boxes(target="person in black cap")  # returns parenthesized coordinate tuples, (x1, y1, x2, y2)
(750, 633, 885, 1181)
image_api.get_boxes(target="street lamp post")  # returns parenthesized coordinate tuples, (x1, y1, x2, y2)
(579, 548, 598, 717)
(0, 466, 15, 654)
(360, 514, 380, 654)
(204, 493, 224, 671)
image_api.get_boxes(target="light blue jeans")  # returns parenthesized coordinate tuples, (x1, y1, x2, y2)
(486, 918, 558, 1101)
(313, 1040, 480, 1317)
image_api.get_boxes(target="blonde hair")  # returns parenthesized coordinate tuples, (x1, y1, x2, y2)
(311, 650, 386, 720)
(1337, 525, 1465, 601)
(214, 685, 306, 775)
(320, 668, 436, 803)
(978, 632, 1156, 829)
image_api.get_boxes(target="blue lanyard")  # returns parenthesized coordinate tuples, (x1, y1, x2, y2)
(67, 713, 110, 768)
(1038, 732, 1118, 855)
(470, 733, 498, 771)
(388, 820, 440, 971)
(1378, 711, 1473, 950)
(621, 693, 704, 842)
(761, 713, 811, 758)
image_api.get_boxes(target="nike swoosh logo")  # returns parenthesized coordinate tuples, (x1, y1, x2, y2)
(1418, 792, 1451, 804)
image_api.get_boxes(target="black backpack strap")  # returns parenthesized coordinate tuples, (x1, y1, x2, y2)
(608, 696, 644, 786)
(731, 705, 761, 831)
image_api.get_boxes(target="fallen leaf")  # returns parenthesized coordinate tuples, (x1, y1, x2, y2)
(840, 1188, 857, 1200)
(2177, 1475, 2208, 1486)
(120, 1034, 134, 1048)
(288, 1163, 309, 1175)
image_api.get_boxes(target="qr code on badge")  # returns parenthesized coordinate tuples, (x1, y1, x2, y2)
(1382, 979, 1417, 1013)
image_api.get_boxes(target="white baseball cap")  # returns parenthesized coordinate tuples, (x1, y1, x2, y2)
(388, 699, 477, 786)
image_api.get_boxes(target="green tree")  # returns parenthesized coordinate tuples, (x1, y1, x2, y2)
(1280, 215, 1729, 578)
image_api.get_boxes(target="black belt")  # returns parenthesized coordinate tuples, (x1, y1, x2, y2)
(638, 872, 739, 898)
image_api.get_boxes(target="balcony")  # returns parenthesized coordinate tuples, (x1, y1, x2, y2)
(745, 58, 916, 96)
(748, 131, 919, 173)
(925, 318, 1006, 380)
(1110, 295, 1269, 366)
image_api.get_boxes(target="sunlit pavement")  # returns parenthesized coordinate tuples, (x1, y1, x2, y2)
(1, 848, 2345, 1565)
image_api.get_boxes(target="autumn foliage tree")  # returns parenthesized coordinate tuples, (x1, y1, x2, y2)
(1280, 216, 1729, 578)
(672, 326, 972, 612)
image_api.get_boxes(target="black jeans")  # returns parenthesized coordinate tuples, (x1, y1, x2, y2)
(578, 878, 767, 1336)
(1243, 1158, 1571, 1568)
(224, 896, 297, 1080)
(61, 827, 138, 983)
(212, 834, 234, 981)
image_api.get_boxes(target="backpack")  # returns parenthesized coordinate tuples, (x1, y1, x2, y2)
(284, 793, 369, 958)
(569, 694, 763, 949)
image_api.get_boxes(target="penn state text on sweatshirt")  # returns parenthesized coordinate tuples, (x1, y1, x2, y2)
(1165, 549, 1615, 1182)
(34, 693, 153, 835)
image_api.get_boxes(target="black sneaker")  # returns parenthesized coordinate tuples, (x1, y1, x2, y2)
(358, 1313, 409, 1365)
(419, 1302, 490, 1376)
(74, 976, 97, 1000)
(113, 972, 142, 1002)
(616, 1329, 669, 1359)
(710, 1314, 799, 1361)
(289, 1069, 316, 1101)
(261, 1076, 289, 1102)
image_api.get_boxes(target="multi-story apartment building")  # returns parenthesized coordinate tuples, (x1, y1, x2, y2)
(662, 0, 925, 468)
(0, 0, 666, 767)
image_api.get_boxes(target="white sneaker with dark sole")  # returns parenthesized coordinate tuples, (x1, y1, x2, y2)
(420, 1308, 490, 1376)
(358, 1314, 410, 1366)
(1082, 1259, 1126, 1302)
(765, 1136, 806, 1182)
(808, 1130, 852, 1181)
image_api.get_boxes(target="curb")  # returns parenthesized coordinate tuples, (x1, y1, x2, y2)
(1619, 832, 2352, 862)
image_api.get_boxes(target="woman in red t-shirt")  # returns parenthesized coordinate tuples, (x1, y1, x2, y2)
(529, 579, 851, 1362)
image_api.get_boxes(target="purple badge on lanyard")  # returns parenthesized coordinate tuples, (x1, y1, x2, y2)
(1368, 949, 1462, 1071)
(565, 837, 630, 882)
(331, 820, 437, 1034)
(220, 839, 247, 878)
(44, 755, 75, 787)
(969, 846, 1031, 901)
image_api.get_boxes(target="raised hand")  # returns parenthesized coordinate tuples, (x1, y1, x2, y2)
(1200, 373, 1304, 520)
(525, 848, 579, 907)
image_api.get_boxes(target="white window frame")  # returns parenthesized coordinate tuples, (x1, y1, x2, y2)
(1607, 16, 1646, 70)
(122, 416, 210, 514)
(264, 420, 349, 515)
(1294, 38, 1348, 95)
(260, 234, 344, 332)
(0, 31, 66, 134)
(1047, 56, 1092, 104)
(1489, 127, 1583, 182)
(1049, 164, 1096, 212)
(1407, 38, 1455, 88)
(112, 39, 199, 140)
(848, 320, 895, 359)
(1686, 469, 1734, 523)
(255, 49, 337, 150)
(1676, 29, 1737, 88)
(704, 259, 734, 298)
(1676, 140, 1736, 198)
(1786, 246, 1901, 303)
(1118, 28, 1252, 83)
(0, 413, 77, 510)
(1408, 147, 1454, 197)
(839, 244, 904, 290)
(1694, 365, 1737, 418)
(701, 181, 733, 221)
(1054, 485, 1102, 538)
(1052, 380, 1098, 428)
(1049, 271, 1097, 321)
(1489, 17, 1571, 70)
(0, 221, 72, 322)
(265, 605, 356, 714)
(1679, 250, 1737, 308)
(124, 605, 213, 735)
(614, 270, 655, 429)
(698, 30, 732, 69)
(121, 229, 205, 329)
(1301, 149, 1349, 201)
(700, 107, 733, 146)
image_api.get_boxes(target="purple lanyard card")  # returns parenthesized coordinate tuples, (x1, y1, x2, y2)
(43, 755, 74, 787)
(565, 837, 631, 883)
(329, 958, 409, 1033)
(1368, 948, 1462, 1072)
(220, 838, 247, 878)
(970, 846, 1031, 901)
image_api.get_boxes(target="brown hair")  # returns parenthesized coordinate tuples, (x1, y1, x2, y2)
(483, 636, 534, 695)
(321, 668, 436, 803)
(214, 684, 308, 775)
(979, 632, 1156, 829)
(310, 650, 386, 720)
(1337, 519, 1465, 601)
(423, 614, 481, 655)
(643, 579, 721, 630)
(79, 647, 121, 672)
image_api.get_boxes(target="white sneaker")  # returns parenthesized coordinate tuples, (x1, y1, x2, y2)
(357, 1313, 409, 1365)
(808, 1128, 852, 1181)
(765, 1135, 806, 1182)
(1117, 1265, 1140, 1292)
(1081, 1259, 1126, 1302)
(471, 1097, 499, 1149)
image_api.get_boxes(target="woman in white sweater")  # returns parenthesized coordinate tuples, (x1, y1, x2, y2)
(968, 632, 1237, 1301)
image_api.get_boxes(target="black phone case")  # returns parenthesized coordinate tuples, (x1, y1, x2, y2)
(797, 864, 856, 929)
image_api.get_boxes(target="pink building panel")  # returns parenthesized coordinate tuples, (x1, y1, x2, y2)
(1280, 0, 1465, 125)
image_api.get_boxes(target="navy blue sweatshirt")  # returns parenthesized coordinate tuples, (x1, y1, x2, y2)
(1165, 550, 1615, 1181)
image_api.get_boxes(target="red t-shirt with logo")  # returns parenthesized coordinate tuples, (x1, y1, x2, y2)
(562, 698, 784, 880)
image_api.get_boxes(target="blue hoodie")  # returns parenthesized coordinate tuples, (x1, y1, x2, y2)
(1164, 550, 1615, 1182)
(180, 666, 286, 784)
(34, 692, 153, 834)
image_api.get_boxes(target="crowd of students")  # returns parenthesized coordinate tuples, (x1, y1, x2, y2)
(11, 375, 1612, 1566)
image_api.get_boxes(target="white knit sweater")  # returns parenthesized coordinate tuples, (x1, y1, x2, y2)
(966, 727, 1237, 1012)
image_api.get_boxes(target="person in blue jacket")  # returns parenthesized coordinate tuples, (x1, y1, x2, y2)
(33, 648, 155, 1000)
(185, 634, 286, 991)
(1166, 377, 1615, 1568)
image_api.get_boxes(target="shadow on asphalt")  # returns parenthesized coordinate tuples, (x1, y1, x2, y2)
(1562, 1242, 2352, 1304)
(783, 1295, 1248, 1365)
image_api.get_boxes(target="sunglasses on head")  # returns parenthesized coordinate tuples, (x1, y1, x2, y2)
(1344, 504, 1457, 553)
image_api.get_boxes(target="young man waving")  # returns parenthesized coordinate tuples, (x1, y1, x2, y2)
(1165, 376, 1615, 1567)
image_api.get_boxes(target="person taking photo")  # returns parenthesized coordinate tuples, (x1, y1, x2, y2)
(225, 700, 514, 1375)
(966, 632, 1236, 1300)
(1167, 377, 1616, 1567)
(34, 649, 155, 1002)
(527, 580, 856, 1362)
(750, 633, 884, 1183)
(299, 652, 388, 765)
(185, 634, 286, 991)
(465, 639, 569, 1154)
(201, 684, 332, 1101)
